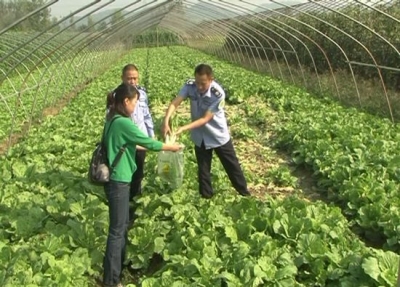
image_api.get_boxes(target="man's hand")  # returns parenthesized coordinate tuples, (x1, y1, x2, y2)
(161, 123, 171, 138)
(175, 126, 186, 136)
(162, 96, 184, 138)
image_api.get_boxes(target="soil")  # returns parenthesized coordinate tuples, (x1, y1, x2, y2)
(0, 79, 92, 155)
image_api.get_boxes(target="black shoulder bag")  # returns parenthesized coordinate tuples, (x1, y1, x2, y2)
(88, 116, 127, 186)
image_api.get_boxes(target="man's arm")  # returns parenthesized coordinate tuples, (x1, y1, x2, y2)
(161, 96, 185, 136)
(162, 82, 192, 137)
(163, 96, 185, 125)
(175, 111, 214, 134)
(175, 94, 225, 135)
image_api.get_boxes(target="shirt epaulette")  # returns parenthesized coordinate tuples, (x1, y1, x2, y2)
(211, 86, 223, 98)
(136, 85, 146, 92)
(186, 79, 195, 85)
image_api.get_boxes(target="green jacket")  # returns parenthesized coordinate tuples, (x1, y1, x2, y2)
(104, 115, 163, 182)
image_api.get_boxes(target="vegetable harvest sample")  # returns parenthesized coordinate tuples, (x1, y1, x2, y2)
(157, 132, 185, 189)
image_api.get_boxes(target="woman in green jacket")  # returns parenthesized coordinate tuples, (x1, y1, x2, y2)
(103, 83, 182, 287)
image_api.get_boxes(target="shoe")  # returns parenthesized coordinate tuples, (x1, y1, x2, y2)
(239, 190, 251, 196)
(200, 192, 214, 199)
(103, 283, 124, 287)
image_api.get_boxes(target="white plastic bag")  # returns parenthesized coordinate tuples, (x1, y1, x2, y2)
(157, 134, 185, 189)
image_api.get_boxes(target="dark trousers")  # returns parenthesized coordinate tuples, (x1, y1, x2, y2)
(194, 139, 249, 198)
(103, 181, 130, 286)
(129, 150, 147, 201)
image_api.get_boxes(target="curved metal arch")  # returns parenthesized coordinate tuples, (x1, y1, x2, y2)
(216, 0, 324, 92)
(0, 35, 51, 120)
(0, 0, 103, 78)
(160, 18, 231, 61)
(68, 3, 172, 74)
(23, 0, 167, 118)
(1, 33, 49, 81)
(0, 38, 41, 83)
(15, 33, 77, 114)
(93, 1, 173, 52)
(0, 0, 59, 35)
(7, 1, 155, 136)
(25, 0, 115, 69)
(197, 4, 271, 67)
(214, 0, 309, 85)
(256, 14, 328, 93)
(174, 1, 271, 73)
(308, 0, 398, 121)
(294, 0, 348, 16)
(245, 1, 344, 100)
(3, 0, 400, 153)
(230, 1, 343, 97)
(199, 2, 270, 74)
(188, 22, 244, 65)
(101, 3, 231, 66)
(159, 19, 236, 64)
(101, 1, 171, 36)
(76, 0, 146, 39)
(242, 0, 358, 104)
(177, 3, 259, 69)
(17, 1, 123, 130)
(197, 0, 280, 78)
(4, 2, 115, 86)
(180, 1, 258, 65)
(143, 1, 239, 64)
(355, 0, 400, 25)
(268, 0, 395, 119)
(29, 0, 139, 99)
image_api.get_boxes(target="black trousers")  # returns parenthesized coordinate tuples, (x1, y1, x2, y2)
(129, 150, 147, 201)
(194, 139, 249, 198)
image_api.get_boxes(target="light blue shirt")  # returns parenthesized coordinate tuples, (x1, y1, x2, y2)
(178, 79, 230, 149)
(131, 86, 155, 137)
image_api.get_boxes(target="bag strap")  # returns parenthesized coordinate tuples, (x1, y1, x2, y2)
(102, 115, 120, 144)
(103, 115, 127, 171)
(110, 145, 127, 170)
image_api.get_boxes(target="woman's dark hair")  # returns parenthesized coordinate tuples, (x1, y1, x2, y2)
(106, 83, 139, 120)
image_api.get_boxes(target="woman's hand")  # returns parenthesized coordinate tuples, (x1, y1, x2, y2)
(163, 143, 184, 152)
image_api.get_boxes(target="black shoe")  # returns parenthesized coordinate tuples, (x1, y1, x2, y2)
(103, 283, 124, 287)
(239, 190, 251, 196)
(200, 192, 214, 199)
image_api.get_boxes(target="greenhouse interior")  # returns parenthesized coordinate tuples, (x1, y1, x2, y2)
(1, 0, 400, 286)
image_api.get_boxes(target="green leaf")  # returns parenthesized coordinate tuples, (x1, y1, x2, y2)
(224, 226, 238, 242)
(362, 257, 380, 281)
(154, 237, 165, 254)
(275, 265, 297, 280)
(216, 271, 241, 285)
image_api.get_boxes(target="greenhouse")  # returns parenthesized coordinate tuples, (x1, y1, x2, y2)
(1, 0, 400, 286)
